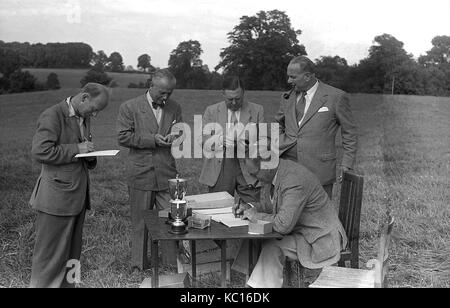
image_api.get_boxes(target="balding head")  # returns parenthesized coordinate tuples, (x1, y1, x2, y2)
(289, 56, 316, 74)
(287, 56, 317, 93)
(149, 69, 177, 106)
(74, 83, 110, 118)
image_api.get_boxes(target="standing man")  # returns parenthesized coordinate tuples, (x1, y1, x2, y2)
(233, 158, 348, 288)
(276, 56, 358, 198)
(29, 83, 109, 288)
(117, 69, 182, 271)
(199, 76, 264, 203)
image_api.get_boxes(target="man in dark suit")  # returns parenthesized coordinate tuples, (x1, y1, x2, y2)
(276, 56, 358, 198)
(233, 158, 348, 288)
(29, 83, 109, 288)
(199, 76, 264, 203)
(117, 69, 182, 270)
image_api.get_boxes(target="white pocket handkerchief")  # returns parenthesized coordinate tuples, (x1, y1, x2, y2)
(318, 107, 329, 112)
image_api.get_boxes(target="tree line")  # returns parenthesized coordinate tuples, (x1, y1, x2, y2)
(1, 10, 449, 96)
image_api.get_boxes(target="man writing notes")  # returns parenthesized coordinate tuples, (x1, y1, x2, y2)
(29, 83, 109, 288)
(199, 76, 264, 203)
(233, 158, 348, 288)
(276, 56, 358, 198)
(117, 69, 182, 271)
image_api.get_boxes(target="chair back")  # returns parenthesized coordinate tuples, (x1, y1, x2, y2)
(338, 171, 364, 268)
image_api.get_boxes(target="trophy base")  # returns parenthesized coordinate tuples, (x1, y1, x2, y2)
(168, 226, 188, 235)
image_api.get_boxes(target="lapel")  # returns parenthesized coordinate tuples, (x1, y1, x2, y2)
(272, 174, 280, 214)
(286, 93, 298, 130)
(60, 100, 82, 141)
(138, 95, 159, 134)
(298, 82, 328, 131)
(218, 102, 228, 131)
(158, 100, 175, 136)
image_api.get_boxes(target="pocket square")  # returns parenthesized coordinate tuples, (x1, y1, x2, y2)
(318, 107, 329, 112)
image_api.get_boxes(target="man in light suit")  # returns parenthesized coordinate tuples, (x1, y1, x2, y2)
(29, 83, 109, 288)
(199, 76, 264, 203)
(233, 158, 348, 288)
(276, 56, 358, 198)
(117, 69, 182, 270)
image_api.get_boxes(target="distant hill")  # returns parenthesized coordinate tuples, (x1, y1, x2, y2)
(24, 68, 151, 88)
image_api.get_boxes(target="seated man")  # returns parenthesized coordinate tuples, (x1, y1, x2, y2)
(233, 158, 348, 288)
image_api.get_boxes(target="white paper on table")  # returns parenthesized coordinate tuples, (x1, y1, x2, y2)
(210, 213, 249, 227)
(193, 207, 233, 216)
(75, 150, 120, 158)
(219, 218, 249, 228)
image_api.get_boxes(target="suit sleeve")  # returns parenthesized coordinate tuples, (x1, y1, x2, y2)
(335, 94, 358, 169)
(274, 96, 285, 134)
(275, 96, 296, 155)
(253, 184, 308, 235)
(117, 102, 157, 149)
(31, 110, 80, 165)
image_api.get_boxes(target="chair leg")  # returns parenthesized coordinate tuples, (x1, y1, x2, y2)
(297, 265, 307, 288)
(284, 259, 293, 287)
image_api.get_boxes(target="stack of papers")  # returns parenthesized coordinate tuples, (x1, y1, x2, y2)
(193, 207, 249, 228)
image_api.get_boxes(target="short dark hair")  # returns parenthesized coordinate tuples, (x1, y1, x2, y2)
(82, 82, 109, 101)
(290, 56, 316, 74)
(222, 76, 244, 91)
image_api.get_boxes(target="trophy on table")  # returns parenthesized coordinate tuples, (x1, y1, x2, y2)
(168, 174, 188, 235)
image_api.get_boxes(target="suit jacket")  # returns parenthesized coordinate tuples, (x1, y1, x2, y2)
(117, 94, 182, 191)
(253, 159, 348, 269)
(199, 101, 265, 187)
(29, 100, 97, 216)
(275, 81, 357, 185)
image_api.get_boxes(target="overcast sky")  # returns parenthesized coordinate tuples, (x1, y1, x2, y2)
(1, 0, 450, 69)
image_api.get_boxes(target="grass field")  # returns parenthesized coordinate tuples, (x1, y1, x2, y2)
(0, 87, 449, 288)
(24, 68, 152, 89)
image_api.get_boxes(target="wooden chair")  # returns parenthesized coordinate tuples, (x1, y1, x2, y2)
(309, 216, 394, 288)
(338, 171, 364, 268)
(285, 171, 364, 287)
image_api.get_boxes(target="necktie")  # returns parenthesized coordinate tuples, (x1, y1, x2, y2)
(230, 110, 238, 125)
(79, 117, 86, 140)
(296, 92, 307, 123)
(152, 102, 163, 110)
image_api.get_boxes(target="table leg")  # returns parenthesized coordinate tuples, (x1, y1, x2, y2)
(152, 240, 159, 288)
(220, 240, 227, 288)
(191, 240, 196, 287)
(248, 240, 254, 277)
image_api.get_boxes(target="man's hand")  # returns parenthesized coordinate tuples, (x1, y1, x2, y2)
(77, 141, 95, 153)
(232, 201, 251, 218)
(224, 134, 235, 148)
(338, 166, 351, 183)
(242, 207, 258, 222)
(155, 134, 171, 147)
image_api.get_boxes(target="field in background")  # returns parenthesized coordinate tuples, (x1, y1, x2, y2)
(0, 88, 449, 288)
(24, 68, 151, 88)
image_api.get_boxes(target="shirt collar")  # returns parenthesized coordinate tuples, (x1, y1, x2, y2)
(306, 80, 319, 98)
(66, 97, 76, 117)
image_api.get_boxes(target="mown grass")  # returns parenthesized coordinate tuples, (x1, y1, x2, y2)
(0, 88, 449, 288)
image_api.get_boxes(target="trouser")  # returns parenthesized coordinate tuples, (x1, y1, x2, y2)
(129, 187, 177, 269)
(30, 207, 86, 288)
(209, 158, 260, 203)
(245, 236, 321, 288)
